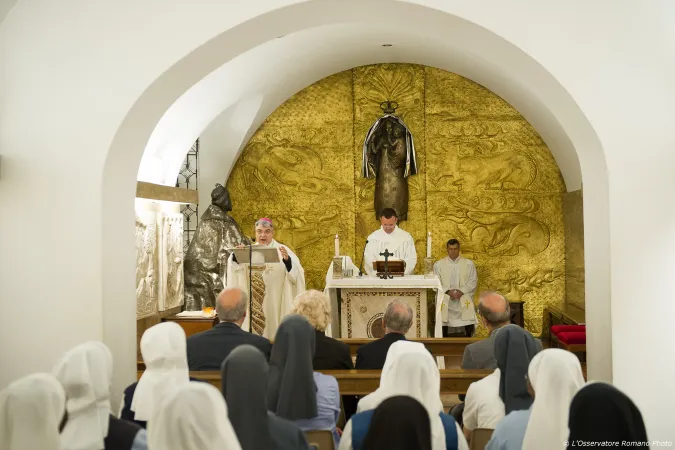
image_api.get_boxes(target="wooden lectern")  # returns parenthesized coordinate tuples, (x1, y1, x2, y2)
(373, 259, 405, 277)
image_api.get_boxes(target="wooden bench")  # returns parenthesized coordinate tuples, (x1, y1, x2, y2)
(340, 338, 481, 357)
(184, 369, 493, 395)
(136, 366, 587, 396)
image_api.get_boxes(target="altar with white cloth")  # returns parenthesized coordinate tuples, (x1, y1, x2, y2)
(324, 271, 444, 342)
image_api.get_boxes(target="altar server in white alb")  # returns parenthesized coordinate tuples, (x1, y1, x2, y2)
(227, 218, 306, 339)
(364, 208, 417, 276)
(434, 239, 478, 337)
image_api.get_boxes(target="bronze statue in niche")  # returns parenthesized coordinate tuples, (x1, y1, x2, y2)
(362, 101, 417, 220)
(183, 184, 250, 310)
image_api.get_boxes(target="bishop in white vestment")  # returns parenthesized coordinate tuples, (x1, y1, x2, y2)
(226, 218, 305, 339)
(433, 239, 478, 336)
(363, 208, 417, 275)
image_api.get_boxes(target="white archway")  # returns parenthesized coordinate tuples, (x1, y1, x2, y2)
(103, 0, 610, 401)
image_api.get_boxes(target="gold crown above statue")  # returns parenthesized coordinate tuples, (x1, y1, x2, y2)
(380, 100, 399, 114)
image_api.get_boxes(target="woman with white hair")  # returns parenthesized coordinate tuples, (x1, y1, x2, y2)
(340, 341, 469, 450)
(119, 322, 190, 428)
(0, 373, 66, 450)
(53, 341, 147, 450)
(292, 290, 357, 419)
(292, 290, 352, 370)
(485, 348, 585, 450)
(148, 382, 242, 450)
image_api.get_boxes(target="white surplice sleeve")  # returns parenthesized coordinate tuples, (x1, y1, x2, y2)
(363, 239, 378, 276)
(460, 260, 477, 298)
(403, 234, 417, 275)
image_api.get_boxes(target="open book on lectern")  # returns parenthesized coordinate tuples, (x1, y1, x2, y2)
(231, 246, 280, 265)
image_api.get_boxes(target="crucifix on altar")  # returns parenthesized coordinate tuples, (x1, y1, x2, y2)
(378, 249, 395, 279)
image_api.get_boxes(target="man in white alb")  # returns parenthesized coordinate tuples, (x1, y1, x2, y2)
(363, 208, 417, 276)
(227, 218, 306, 339)
(434, 239, 478, 337)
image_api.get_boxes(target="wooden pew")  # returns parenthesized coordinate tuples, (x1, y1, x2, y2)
(339, 338, 481, 357)
(136, 366, 587, 396)
(174, 369, 492, 395)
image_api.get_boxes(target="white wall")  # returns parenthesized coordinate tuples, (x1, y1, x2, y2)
(1, 0, 674, 439)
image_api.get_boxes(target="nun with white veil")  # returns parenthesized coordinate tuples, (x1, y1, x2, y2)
(0, 373, 66, 450)
(53, 341, 146, 450)
(148, 382, 242, 450)
(486, 348, 585, 450)
(120, 322, 190, 428)
(340, 341, 469, 450)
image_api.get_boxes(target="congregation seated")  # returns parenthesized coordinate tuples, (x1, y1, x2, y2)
(120, 322, 191, 428)
(269, 314, 341, 448)
(486, 348, 585, 450)
(147, 381, 241, 449)
(568, 382, 649, 447)
(53, 341, 147, 450)
(355, 300, 411, 370)
(292, 289, 357, 420)
(463, 324, 540, 443)
(187, 287, 272, 370)
(222, 345, 310, 450)
(452, 291, 542, 424)
(341, 340, 469, 450)
(360, 396, 433, 450)
(0, 373, 66, 450)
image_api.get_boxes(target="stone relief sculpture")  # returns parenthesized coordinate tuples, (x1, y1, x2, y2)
(362, 101, 417, 220)
(160, 213, 184, 311)
(184, 184, 250, 310)
(135, 211, 159, 319)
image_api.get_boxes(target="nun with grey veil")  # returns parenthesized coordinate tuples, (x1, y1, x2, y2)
(221, 345, 310, 450)
(268, 314, 341, 447)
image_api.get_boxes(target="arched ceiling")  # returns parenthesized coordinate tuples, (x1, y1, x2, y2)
(138, 22, 582, 191)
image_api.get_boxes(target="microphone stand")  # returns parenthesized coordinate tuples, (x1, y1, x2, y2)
(248, 237, 255, 333)
(358, 239, 369, 277)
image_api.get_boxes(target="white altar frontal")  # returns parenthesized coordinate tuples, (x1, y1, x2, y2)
(324, 273, 444, 341)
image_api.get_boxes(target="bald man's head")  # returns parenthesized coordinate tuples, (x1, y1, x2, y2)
(383, 300, 413, 334)
(216, 288, 247, 323)
(477, 291, 511, 329)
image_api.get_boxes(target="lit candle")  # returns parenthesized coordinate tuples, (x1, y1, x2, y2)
(426, 231, 432, 258)
(335, 234, 340, 257)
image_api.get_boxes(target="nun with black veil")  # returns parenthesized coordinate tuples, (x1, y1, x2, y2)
(221, 345, 310, 450)
(268, 314, 341, 447)
(568, 382, 649, 448)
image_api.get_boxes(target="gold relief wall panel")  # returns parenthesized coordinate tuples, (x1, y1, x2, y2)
(227, 72, 355, 291)
(425, 67, 565, 336)
(226, 65, 569, 336)
(564, 190, 585, 310)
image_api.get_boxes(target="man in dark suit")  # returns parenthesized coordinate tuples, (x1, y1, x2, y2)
(187, 287, 272, 370)
(451, 291, 542, 424)
(355, 300, 413, 370)
(461, 291, 513, 370)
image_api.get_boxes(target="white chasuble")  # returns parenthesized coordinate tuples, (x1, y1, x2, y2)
(433, 256, 477, 327)
(226, 239, 306, 339)
(363, 226, 417, 276)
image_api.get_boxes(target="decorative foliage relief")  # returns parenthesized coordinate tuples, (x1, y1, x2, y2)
(160, 213, 184, 311)
(135, 211, 159, 319)
(227, 65, 568, 336)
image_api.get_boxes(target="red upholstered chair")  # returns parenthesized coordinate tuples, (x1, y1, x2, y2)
(550, 324, 586, 336)
(556, 331, 587, 362)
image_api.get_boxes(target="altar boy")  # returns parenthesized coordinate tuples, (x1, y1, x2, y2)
(434, 239, 478, 337)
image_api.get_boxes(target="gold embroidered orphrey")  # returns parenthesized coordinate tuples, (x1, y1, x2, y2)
(250, 267, 267, 335)
(361, 101, 418, 221)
